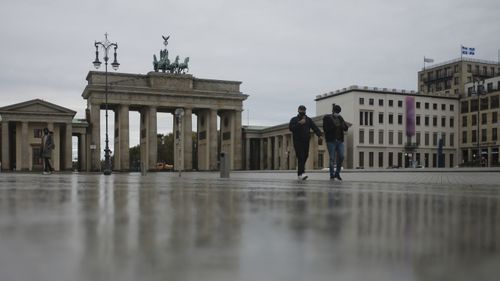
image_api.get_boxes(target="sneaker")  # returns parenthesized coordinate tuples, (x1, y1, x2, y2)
(334, 175, 342, 181)
(298, 175, 302, 180)
(301, 174, 308, 180)
(43, 171, 50, 175)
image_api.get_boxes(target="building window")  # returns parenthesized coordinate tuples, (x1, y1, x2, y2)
(378, 130, 384, 144)
(369, 130, 374, 144)
(482, 113, 487, 124)
(398, 114, 403, 125)
(493, 128, 498, 141)
(388, 152, 393, 167)
(472, 115, 477, 126)
(450, 104, 454, 111)
(493, 112, 498, 123)
(397, 153, 403, 167)
(454, 77, 459, 85)
(480, 97, 488, 110)
(433, 132, 438, 146)
(378, 113, 384, 124)
(359, 129, 364, 144)
(461, 101, 469, 113)
(416, 115, 421, 126)
(433, 116, 438, 127)
(416, 132, 421, 145)
(441, 116, 446, 127)
(360, 111, 374, 126)
(416, 102, 421, 109)
(441, 104, 446, 111)
(425, 132, 430, 146)
(441, 134, 446, 147)
(398, 131, 403, 145)
(462, 116, 467, 127)
(34, 129, 43, 138)
(425, 102, 429, 109)
(389, 100, 394, 107)
(487, 83, 493, 92)
(433, 103, 438, 110)
(491, 95, 499, 109)
(369, 152, 374, 167)
(379, 99, 384, 106)
(424, 116, 429, 126)
(389, 131, 394, 145)
(462, 131, 467, 143)
(359, 151, 365, 168)
(359, 97, 364, 105)
(369, 98, 374, 105)
(378, 152, 384, 167)
(389, 114, 394, 124)
(450, 133, 454, 146)
(467, 64, 471, 72)
(472, 130, 477, 143)
(471, 99, 478, 112)
(398, 100, 403, 107)
(482, 129, 487, 142)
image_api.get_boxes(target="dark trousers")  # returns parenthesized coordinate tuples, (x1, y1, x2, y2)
(294, 140, 309, 176)
(44, 157, 53, 172)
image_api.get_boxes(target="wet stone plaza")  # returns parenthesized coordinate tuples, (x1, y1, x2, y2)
(0, 170, 499, 281)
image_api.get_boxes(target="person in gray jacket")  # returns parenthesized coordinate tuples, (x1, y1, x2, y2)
(41, 128, 55, 174)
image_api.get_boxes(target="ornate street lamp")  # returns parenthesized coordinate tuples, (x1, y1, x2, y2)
(92, 33, 119, 175)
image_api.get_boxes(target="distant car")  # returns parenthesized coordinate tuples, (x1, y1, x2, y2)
(156, 163, 173, 171)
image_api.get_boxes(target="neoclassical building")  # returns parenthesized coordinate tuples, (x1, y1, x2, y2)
(0, 99, 81, 171)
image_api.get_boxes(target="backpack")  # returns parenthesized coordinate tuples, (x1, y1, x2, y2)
(331, 115, 343, 136)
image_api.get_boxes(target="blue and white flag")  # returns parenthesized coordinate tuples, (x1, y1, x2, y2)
(461, 45, 475, 55)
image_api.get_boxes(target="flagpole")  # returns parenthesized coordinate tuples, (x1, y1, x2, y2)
(423, 56, 425, 70)
(460, 45, 463, 60)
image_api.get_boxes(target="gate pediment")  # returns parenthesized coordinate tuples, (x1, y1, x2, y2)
(0, 99, 76, 116)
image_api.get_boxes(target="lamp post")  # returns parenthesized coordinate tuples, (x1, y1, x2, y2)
(472, 78, 485, 167)
(92, 33, 120, 175)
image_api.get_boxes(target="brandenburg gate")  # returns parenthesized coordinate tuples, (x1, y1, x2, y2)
(82, 71, 247, 172)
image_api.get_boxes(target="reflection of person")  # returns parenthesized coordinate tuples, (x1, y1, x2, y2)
(289, 105, 322, 180)
(41, 128, 55, 174)
(323, 104, 348, 181)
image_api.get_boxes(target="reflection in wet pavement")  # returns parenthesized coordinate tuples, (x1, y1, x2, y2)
(0, 172, 499, 281)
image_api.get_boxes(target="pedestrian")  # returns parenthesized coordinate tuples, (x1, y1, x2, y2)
(41, 128, 55, 174)
(289, 105, 322, 180)
(323, 104, 348, 181)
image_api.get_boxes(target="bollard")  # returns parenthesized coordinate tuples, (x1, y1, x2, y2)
(220, 152, 230, 178)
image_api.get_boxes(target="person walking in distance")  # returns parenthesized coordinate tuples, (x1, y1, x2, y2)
(41, 128, 55, 174)
(289, 105, 322, 180)
(323, 104, 348, 181)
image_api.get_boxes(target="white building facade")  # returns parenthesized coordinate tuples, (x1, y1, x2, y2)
(315, 86, 460, 169)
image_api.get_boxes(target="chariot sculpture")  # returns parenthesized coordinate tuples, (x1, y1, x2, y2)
(153, 35, 189, 74)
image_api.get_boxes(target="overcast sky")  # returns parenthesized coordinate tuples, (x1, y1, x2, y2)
(1, 0, 500, 148)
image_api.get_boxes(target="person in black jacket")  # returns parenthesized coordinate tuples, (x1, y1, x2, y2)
(323, 104, 348, 180)
(289, 105, 322, 180)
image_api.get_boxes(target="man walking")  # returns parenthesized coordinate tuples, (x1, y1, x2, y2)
(323, 104, 348, 180)
(41, 128, 55, 174)
(289, 105, 322, 180)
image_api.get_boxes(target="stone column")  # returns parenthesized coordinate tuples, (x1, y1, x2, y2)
(147, 106, 157, 170)
(183, 108, 193, 170)
(64, 123, 73, 170)
(196, 110, 209, 170)
(114, 105, 129, 171)
(20, 122, 29, 171)
(267, 137, 272, 169)
(79, 134, 87, 171)
(245, 137, 250, 170)
(233, 110, 243, 170)
(259, 138, 264, 170)
(89, 103, 101, 171)
(274, 135, 280, 170)
(209, 109, 218, 170)
(1, 121, 10, 170)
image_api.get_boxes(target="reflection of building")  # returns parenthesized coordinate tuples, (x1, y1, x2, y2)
(0, 99, 81, 171)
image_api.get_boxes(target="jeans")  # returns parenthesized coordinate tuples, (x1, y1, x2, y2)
(294, 140, 310, 176)
(327, 140, 344, 177)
